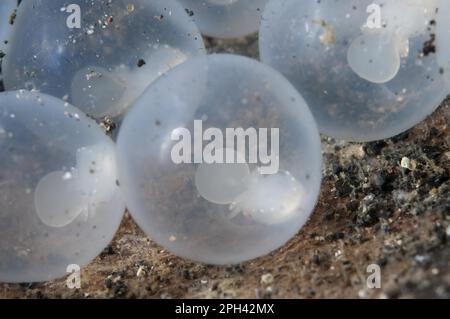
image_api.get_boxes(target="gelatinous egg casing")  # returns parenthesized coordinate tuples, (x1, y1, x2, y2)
(0, 90, 124, 283)
(260, 0, 448, 142)
(178, 0, 269, 38)
(117, 54, 322, 265)
(3, 0, 205, 120)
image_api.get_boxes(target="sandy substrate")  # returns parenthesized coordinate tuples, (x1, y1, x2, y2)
(0, 35, 449, 299)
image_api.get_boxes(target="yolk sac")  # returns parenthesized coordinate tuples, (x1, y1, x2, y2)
(347, 0, 439, 83)
(229, 170, 305, 225)
(35, 144, 118, 228)
(2, 0, 205, 121)
(195, 149, 250, 205)
(195, 149, 304, 225)
(0, 90, 124, 283)
(117, 54, 322, 265)
(34, 171, 87, 228)
(0, 0, 16, 54)
(260, 0, 448, 141)
(348, 31, 402, 84)
(177, 0, 269, 38)
(437, 0, 450, 86)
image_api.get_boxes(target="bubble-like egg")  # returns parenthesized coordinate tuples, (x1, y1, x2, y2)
(3, 0, 205, 120)
(437, 0, 450, 86)
(177, 0, 268, 38)
(260, 0, 448, 141)
(117, 54, 322, 265)
(0, 90, 124, 283)
(0, 0, 16, 54)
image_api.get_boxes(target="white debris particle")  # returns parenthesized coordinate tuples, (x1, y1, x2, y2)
(400, 157, 416, 170)
(136, 266, 145, 277)
(261, 273, 274, 285)
(62, 172, 73, 180)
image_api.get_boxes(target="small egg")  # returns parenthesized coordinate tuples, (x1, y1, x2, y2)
(178, 0, 268, 38)
(437, 0, 450, 86)
(0, 90, 124, 283)
(117, 54, 322, 265)
(260, 0, 448, 141)
(3, 0, 205, 120)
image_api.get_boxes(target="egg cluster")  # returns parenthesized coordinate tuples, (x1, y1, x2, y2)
(0, 0, 448, 282)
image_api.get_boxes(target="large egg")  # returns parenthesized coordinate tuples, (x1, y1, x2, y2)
(117, 54, 322, 265)
(0, 90, 124, 283)
(260, 0, 448, 141)
(2, 0, 205, 120)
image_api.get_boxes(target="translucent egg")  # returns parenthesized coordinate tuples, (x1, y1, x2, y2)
(260, 0, 448, 141)
(2, 0, 205, 120)
(0, 90, 124, 283)
(437, 1, 450, 86)
(177, 0, 268, 38)
(0, 0, 17, 54)
(117, 54, 322, 265)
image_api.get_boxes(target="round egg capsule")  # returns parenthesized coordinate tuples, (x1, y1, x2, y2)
(117, 54, 322, 265)
(437, 1, 450, 86)
(260, 0, 448, 141)
(2, 0, 205, 120)
(177, 0, 268, 38)
(0, 90, 124, 283)
(0, 0, 17, 54)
